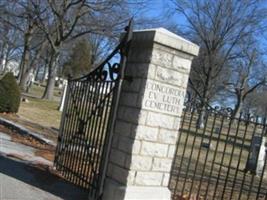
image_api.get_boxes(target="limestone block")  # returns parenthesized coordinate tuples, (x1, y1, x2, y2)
(108, 164, 129, 184)
(155, 66, 189, 88)
(118, 136, 141, 154)
(140, 141, 168, 157)
(172, 56, 192, 73)
(152, 158, 173, 172)
(173, 117, 182, 130)
(167, 145, 176, 158)
(112, 133, 120, 148)
(141, 80, 186, 116)
(146, 112, 175, 129)
(115, 120, 132, 137)
(118, 106, 147, 125)
(135, 172, 163, 186)
(120, 92, 139, 107)
(125, 63, 156, 79)
(133, 125, 159, 141)
(127, 171, 136, 185)
(110, 149, 127, 167)
(126, 155, 153, 171)
(128, 48, 153, 63)
(158, 129, 177, 144)
(122, 78, 142, 92)
(162, 173, 170, 187)
(152, 28, 199, 56)
(151, 49, 173, 68)
(102, 179, 171, 200)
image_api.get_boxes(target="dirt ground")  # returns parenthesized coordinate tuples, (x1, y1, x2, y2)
(0, 124, 55, 162)
(0, 113, 59, 143)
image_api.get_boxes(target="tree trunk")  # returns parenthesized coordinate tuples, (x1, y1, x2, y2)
(1, 44, 9, 73)
(3, 57, 8, 72)
(19, 69, 32, 92)
(197, 68, 212, 128)
(30, 41, 47, 82)
(41, 63, 47, 84)
(35, 65, 40, 81)
(42, 51, 59, 100)
(233, 95, 243, 118)
(0, 43, 6, 72)
(18, 22, 34, 90)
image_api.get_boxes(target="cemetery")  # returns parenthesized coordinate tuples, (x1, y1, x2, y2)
(0, 1, 267, 200)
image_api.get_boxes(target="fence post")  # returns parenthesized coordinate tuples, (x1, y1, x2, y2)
(58, 81, 68, 112)
(102, 28, 199, 200)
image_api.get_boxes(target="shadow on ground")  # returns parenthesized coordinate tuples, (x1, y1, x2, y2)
(0, 155, 88, 200)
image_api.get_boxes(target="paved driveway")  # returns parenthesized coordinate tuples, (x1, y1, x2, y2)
(0, 132, 88, 200)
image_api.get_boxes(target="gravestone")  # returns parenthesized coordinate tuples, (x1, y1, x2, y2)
(245, 136, 266, 176)
(102, 28, 199, 200)
(257, 137, 266, 176)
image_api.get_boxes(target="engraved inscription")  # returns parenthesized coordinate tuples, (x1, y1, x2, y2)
(143, 80, 185, 115)
(156, 68, 175, 82)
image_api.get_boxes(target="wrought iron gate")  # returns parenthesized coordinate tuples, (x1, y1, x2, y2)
(54, 22, 132, 199)
(170, 105, 267, 200)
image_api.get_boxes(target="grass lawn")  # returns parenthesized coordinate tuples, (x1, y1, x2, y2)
(18, 97, 62, 129)
(26, 83, 63, 100)
(0, 83, 63, 143)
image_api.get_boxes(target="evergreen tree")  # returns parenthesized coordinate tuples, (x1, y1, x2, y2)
(63, 39, 92, 78)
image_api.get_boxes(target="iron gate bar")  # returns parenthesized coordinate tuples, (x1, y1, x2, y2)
(204, 113, 226, 198)
(70, 81, 90, 186)
(246, 118, 266, 200)
(88, 81, 106, 189)
(212, 114, 234, 199)
(238, 118, 258, 200)
(169, 104, 187, 196)
(65, 81, 83, 179)
(229, 115, 250, 198)
(257, 151, 267, 199)
(54, 20, 133, 200)
(74, 80, 91, 187)
(243, 118, 260, 200)
(255, 121, 267, 199)
(221, 113, 242, 200)
(170, 104, 267, 200)
(172, 107, 195, 194)
(92, 82, 112, 189)
(187, 108, 209, 199)
(65, 81, 83, 184)
(196, 110, 218, 198)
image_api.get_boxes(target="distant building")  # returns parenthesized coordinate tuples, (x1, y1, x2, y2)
(1, 60, 20, 76)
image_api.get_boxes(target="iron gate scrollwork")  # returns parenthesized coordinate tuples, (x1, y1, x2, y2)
(54, 21, 133, 199)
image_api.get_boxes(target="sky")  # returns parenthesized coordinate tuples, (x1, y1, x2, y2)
(143, 0, 186, 26)
(132, 0, 188, 30)
(143, 0, 267, 58)
(139, 0, 267, 109)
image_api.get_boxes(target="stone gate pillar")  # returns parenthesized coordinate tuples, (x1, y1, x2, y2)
(103, 28, 199, 200)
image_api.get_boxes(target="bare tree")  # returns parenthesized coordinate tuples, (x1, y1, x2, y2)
(241, 87, 267, 118)
(29, 0, 147, 100)
(0, 0, 43, 90)
(0, 9, 22, 74)
(224, 40, 266, 117)
(172, 0, 266, 107)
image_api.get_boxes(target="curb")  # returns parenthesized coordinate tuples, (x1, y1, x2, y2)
(0, 117, 56, 146)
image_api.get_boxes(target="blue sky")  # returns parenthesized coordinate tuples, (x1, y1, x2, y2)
(143, 0, 187, 27)
(143, 0, 266, 57)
